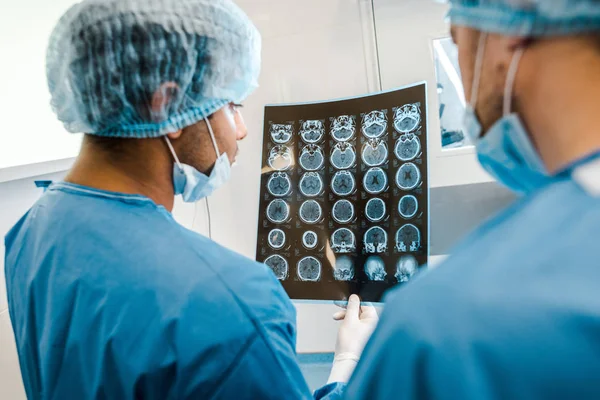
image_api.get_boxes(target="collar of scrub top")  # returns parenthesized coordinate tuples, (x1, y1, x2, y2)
(570, 150, 600, 197)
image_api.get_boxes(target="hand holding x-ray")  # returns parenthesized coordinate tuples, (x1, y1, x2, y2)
(327, 295, 379, 383)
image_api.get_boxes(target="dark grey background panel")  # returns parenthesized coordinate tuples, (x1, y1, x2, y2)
(430, 182, 516, 256)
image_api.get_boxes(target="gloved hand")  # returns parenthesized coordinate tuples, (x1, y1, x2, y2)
(327, 294, 379, 384)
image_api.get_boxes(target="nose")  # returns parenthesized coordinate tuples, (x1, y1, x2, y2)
(235, 111, 248, 141)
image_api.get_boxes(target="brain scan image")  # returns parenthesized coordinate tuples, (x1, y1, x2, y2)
(394, 134, 421, 161)
(299, 172, 323, 197)
(364, 226, 388, 253)
(395, 224, 421, 252)
(363, 167, 388, 195)
(268, 145, 293, 171)
(364, 256, 387, 281)
(398, 195, 418, 219)
(302, 230, 318, 249)
(333, 256, 355, 281)
(297, 256, 322, 281)
(331, 115, 356, 142)
(299, 200, 323, 224)
(362, 110, 387, 139)
(268, 229, 286, 249)
(330, 142, 356, 170)
(331, 228, 356, 253)
(365, 198, 386, 223)
(332, 199, 355, 224)
(393, 104, 421, 133)
(396, 255, 418, 283)
(300, 120, 325, 144)
(361, 139, 388, 167)
(264, 255, 289, 280)
(395, 162, 421, 190)
(267, 172, 292, 197)
(299, 144, 325, 171)
(270, 123, 293, 144)
(331, 171, 356, 196)
(266, 199, 290, 224)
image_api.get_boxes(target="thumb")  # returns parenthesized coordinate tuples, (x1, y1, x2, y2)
(344, 294, 361, 322)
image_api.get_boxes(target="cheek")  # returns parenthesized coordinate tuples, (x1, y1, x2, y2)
(458, 46, 476, 102)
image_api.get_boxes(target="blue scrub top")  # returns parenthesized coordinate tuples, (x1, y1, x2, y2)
(4, 183, 344, 400)
(346, 154, 600, 399)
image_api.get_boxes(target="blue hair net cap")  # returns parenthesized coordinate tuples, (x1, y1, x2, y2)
(46, 0, 261, 138)
(448, 0, 600, 37)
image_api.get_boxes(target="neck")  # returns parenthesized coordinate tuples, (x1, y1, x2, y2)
(64, 137, 176, 211)
(518, 37, 600, 173)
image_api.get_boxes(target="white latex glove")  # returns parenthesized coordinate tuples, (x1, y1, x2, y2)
(327, 294, 379, 384)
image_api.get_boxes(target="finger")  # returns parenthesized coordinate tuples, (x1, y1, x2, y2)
(332, 310, 346, 321)
(344, 294, 361, 322)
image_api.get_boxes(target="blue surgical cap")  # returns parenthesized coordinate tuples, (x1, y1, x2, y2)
(448, 0, 600, 37)
(46, 0, 261, 138)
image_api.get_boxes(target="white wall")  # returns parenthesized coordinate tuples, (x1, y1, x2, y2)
(0, 0, 466, 397)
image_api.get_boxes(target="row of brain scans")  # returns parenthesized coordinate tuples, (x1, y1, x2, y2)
(264, 253, 419, 283)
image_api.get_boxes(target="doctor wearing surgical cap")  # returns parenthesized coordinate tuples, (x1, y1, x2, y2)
(3, 1, 377, 399)
(346, 1, 600, 399)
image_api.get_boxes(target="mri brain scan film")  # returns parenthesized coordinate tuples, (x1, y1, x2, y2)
(268, 229, 286, 249)
(331, 171, 356, 196)
(394, 104, 421, 133)
(267, 172, 292, 197)
(365, 198, 386, 222)
(334, 256, 355, 281)
(297, 256, 322, 281)
(396, 224, 421, 252)
(299, 200, 322, 224)
(396, 255, 418, 283)
(362, 110, 387, 139)
(364, 226, 388, 254)
(265, 255, 289, 280)
(268, 146, 293, 171)
(365, 256, 387, 281)
(300, 120, 325, 143)
(395, 162, 421, 190)
(302, 231, 318, 249)
(257, 83, 429, 302)
(332, 199, 355, 224)
(330, 142, 356, 169)
(270, 123, 293, 144)
(266, 199, 290, 223)
(331, 115, 356, 142)
(361, 139, 388, 167)
(299, 144, 325, 171)
(331, 228, 356, 253)
(395, 134, 421, 161)
(363, 167, 388, 194)
(399, 195, 418, 219)
(299, 172, 323, 197)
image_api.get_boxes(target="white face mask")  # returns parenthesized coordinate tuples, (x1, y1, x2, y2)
(463, 32, 551, 195)
(165, 118, 231, 202)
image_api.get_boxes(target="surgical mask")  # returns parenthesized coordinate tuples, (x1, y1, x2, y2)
(463, 33, 552, 195)
(165, 118, 231, 202)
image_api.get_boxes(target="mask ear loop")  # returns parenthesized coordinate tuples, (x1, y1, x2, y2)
(470, 32, 488, 108)
(503, 47, 525, 116)
(164, 136, 183, 170)
(204, 117, 222, 158)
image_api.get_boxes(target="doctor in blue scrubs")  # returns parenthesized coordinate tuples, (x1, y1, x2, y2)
(346, 1, 600, 399)
(4, 0, 377, 398)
